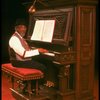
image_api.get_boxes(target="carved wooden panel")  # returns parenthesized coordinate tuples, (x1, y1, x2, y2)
(76, 5, 96, 100)
(54, 51, 76, 64)
(80, 7, 94, 45)
(80, 62, 90, 91)
(79, 6, 95, 63)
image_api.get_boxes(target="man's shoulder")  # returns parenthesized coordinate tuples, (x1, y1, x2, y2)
(10, 34, 19, 41)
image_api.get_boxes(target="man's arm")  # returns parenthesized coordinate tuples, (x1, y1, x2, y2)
(9, 36, 40, 58)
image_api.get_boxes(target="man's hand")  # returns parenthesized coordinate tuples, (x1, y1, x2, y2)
(38, 48, 49, 53)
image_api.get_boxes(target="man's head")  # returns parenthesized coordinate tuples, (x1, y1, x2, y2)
(15, 19, 27, 37)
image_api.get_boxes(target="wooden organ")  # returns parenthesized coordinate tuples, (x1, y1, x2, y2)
(26, 8, 76, 100)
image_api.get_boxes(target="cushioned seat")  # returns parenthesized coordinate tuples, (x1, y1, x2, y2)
(1, 63, 44, 96)
(2, 63, 44, 80)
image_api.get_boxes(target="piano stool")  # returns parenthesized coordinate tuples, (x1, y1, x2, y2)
(1, 63, 44, 98)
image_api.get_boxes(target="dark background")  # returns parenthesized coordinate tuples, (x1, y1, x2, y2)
(1, 0, 29, 63)
(1, 0, 99, 76)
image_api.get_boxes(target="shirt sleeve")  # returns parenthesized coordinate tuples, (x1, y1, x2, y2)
(9, 36, 40, 58)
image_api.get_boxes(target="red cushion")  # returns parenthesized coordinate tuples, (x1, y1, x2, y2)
(2, 63, 43, 76)
(15, 68, 43, 75)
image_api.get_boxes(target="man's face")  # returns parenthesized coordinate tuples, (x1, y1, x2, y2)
(16, 25, 27, 37)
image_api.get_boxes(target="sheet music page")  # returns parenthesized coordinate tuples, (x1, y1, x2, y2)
(31, 20, 55, 42)
(31, 20, 44, 41)
(42, 20, 55, 42)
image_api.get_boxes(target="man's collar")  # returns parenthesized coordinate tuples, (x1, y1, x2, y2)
(15, 31, 22, 38)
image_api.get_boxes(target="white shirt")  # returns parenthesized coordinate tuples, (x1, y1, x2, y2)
(9, 32, 40, 58)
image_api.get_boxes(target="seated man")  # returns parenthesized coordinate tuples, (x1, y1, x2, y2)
(8, 19, 57, 91)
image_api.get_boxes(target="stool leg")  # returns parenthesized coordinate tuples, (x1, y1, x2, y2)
(11, 76, 14, 89)
(27, 80, 32, 99)
(36, 80, 39, 95)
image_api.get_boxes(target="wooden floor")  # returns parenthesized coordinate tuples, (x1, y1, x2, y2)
(1, 73, 99, 100)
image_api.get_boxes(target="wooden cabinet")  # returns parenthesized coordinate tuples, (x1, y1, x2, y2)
(57, 3, 98, 100)
(53, 1, 98, 100)
(75, 5, 96, 100)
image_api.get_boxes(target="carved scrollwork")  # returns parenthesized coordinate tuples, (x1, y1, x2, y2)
(55, 52, 76, 63)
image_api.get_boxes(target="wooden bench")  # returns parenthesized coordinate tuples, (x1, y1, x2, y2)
(1, 63, 44, 98)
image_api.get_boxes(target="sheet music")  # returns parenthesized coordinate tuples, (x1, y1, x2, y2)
(31, 20, 44, 41)
(31, 20, 55, 42)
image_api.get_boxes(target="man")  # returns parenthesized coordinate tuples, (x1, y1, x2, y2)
(9, 19, 56, 90)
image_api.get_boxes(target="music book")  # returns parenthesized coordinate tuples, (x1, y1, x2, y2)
(31, 20, 55, 42)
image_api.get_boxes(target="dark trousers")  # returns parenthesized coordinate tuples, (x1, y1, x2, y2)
(11, 58, 57, 84)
